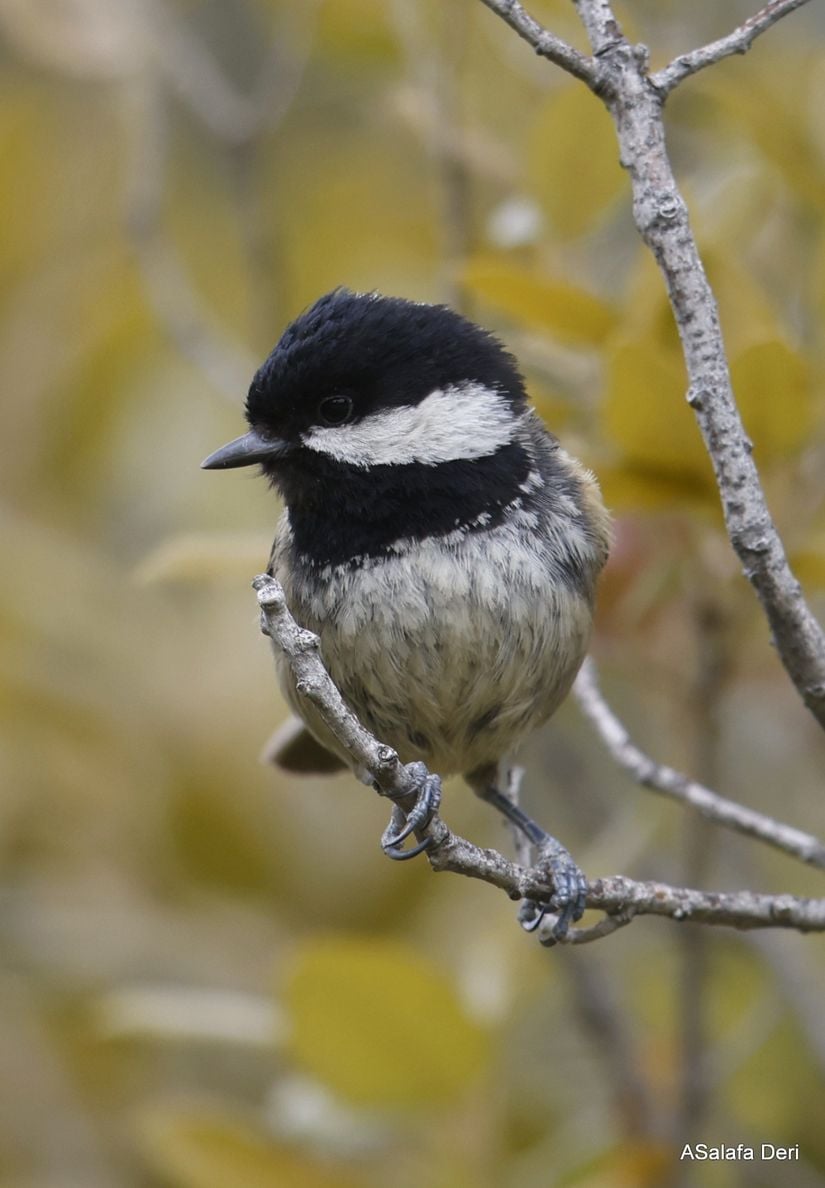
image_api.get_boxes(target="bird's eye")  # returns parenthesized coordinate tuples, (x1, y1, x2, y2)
(318, 394, 354, 426)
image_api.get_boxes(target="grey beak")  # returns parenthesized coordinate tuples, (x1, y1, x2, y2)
(201, 429, 291, 470)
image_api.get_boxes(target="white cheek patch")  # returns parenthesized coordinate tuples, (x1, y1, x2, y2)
(301, 381, 517, 467)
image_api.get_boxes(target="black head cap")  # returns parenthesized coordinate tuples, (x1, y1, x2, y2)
(244, 288, 527, 435)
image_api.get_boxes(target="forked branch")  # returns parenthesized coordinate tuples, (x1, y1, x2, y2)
(477, 0, 825, 731)
(651, 0, 813, 96)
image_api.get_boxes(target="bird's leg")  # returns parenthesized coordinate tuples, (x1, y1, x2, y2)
(469, 765, 588, 942)
(380, 761, 442, 861)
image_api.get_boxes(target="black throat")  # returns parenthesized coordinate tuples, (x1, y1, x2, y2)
(272, 442, 532, 568)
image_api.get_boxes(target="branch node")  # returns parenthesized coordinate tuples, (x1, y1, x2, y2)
(655, 194, 683, 223)
(295, 629, 320, 653)
(252, 574, 285, 607)
(771, 895, 800, 921)
(375, 743, 399, 769)
(594, 38, 623, 59)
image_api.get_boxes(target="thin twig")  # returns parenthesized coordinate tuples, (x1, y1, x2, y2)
(122, 4, 319, 401)
(673, 599, 729, 1176)
(581, 879, 825, 933)
(152, 0, 321, 144)
(254, 574, 825, 941)
(573, 658, 825, 869)
(121, 79, 259, 401)
(389, 0, 473, 310)
(476, 0, 598, 88)
(651, 0, 814, 97)
(747, 930, 825, 1073)
(563, 952, 663, 1137)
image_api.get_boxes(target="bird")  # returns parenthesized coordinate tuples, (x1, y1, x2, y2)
(202, 288, 610, 936)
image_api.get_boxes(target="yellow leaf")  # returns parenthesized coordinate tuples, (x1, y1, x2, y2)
(791, 547, 825, 589)
(600, 334, 811, 513)
(168, 783, 275, 895)
(602, 340, 713, 487)
(704, 250, 783, 356)
(42, 252, 155, 493)
(731, 340, 813, 461)
(285, 936, 490, 1108)
(268, 124, 437, 311)
(528, 85, 626, 238)
(315, 0, 398, 64)
(0, 88, 54, 278)
(462, 258, 616, 345)
(702, 60, 825, 211)
(531, 386, 573, 431)
(0, 83, 123, 281)
(597, 464, 717, 514)
(557, 1139, 673, 1188)
(135, 533, 273, 584)
(139, 1104, 363, 1188)
(622, 246, 781, 359)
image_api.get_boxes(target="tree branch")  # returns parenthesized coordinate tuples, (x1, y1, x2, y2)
(254, 574, 825, 943)
(476, 0, 598, 88)
(651, 0, 814, 97)
(573, 658, 825, 870)
(572, 0, 625, 59)
(481, 0, 825, 731)
(579, 878, 825, 934)
(122, 80, 258, 402)
(122, 4, 319, 401)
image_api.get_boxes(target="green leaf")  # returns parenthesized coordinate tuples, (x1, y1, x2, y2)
(285, 936, 490, 1108)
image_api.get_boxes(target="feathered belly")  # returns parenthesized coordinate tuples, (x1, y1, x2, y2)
(273, 530, 594, 777)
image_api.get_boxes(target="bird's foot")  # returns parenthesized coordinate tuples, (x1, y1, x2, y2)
(381, 762, 442, 861)
(469, 778, 587, 942)
(519, 836, 588, 944)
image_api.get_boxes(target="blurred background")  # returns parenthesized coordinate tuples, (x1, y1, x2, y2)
(1, 1, 825, 1185)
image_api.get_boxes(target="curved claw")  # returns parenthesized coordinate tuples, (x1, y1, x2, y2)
(382, 834, 435, 861)
(519, 840, 588, 942)
(380, 767, 442, 861)
(383, 809, 421, 849)
(518, 901, 545, 933)
(550, 870, 588, 939)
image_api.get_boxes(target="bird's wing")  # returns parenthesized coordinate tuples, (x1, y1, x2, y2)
(260, 716, 348, 774)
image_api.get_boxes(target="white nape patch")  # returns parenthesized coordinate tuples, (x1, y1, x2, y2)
(301, 381, 517, 468)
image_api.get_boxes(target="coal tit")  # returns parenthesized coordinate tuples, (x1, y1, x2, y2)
(203, 289, 610, 932)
